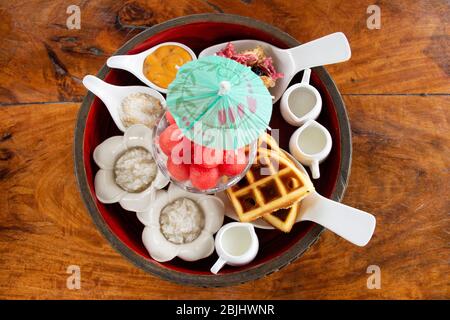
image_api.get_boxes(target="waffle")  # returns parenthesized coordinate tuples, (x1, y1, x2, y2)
(258, 134, 305, 232)
(262, 164, 304, 233)
(226, 134, 314, 223)
(256, 132, 282, 159)
(262, 203, 300, 233)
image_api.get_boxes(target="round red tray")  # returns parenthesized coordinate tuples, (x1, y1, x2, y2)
(74, 13, 351, 287)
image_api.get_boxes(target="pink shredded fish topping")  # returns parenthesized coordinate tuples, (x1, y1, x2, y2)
(217, 42, 284, 88)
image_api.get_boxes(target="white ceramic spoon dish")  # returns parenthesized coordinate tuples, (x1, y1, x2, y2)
(218, 152, 376, 247)
(106, 42, 196, 93)
(82, 75, 166, 132)
(198, 32, 351, 103)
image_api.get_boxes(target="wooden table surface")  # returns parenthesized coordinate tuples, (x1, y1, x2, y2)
(0, 0, 448, 299)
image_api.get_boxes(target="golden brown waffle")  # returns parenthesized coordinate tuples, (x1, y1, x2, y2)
(258, 135, 305, 232)
(262, 166, 304, 232)
(262, 203, 299, 233)
(256, 132, 282, 158)
(226, 137, 314, 223)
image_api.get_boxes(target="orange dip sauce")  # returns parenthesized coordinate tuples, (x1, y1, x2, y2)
(143, 45, 192, 89)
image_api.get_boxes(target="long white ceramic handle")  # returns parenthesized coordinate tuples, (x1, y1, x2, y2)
(288, 32, 351, 73)
(107, 55, 135, 71)
(82, 75, 126, 132)
(82, 75, 112, 101)
(300, 192, 376, 246)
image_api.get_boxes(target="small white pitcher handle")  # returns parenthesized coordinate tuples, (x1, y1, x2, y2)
(310, 160, 320, 179)
(210, 257, 227, 274)
(301, 68, 311, 84)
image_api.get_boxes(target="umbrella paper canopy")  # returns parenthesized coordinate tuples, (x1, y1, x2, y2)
(166, 55, 272, 150)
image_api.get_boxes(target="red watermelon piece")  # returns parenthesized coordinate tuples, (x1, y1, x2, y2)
(165, 111, 176, 125)
(167, 156, 190, 181)
(189, 165, 220, 190)
(159, 123, 183, 156)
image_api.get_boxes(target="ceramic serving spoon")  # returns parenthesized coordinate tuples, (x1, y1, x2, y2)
(106, 42, 196, 93)
(82, 75, 166, 132)
(218, 153, 376, 247)
(199, 32, 351, 103)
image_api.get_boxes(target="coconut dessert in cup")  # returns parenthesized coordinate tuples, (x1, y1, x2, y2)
(93, 124, 169, 212)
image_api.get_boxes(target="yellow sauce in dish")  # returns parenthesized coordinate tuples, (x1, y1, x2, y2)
(143, 45, 192, 89)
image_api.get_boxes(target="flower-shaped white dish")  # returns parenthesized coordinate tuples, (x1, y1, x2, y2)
(93, 124, 170, 211)
(136, 183, 225, 262)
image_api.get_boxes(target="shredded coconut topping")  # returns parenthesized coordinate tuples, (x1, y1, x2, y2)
(160, 198, 205, 244)
(120, 92, 163, 129)
(114, 147, 157, 193)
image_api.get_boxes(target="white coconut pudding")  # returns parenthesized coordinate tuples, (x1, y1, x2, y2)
(120, 92, 163, 129)
(136, 183, 225, 262)
(114, 147, 157, 193)
(160, 198, 205, 244)
(93, 124, 170, 212)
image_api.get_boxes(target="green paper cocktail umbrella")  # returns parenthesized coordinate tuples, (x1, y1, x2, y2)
(166, 55, 272, 150)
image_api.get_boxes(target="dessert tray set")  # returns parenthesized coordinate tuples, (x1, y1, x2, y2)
(77, 16, 376, 283)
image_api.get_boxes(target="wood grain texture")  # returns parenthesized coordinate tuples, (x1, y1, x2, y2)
(0, 0, 449, 300)
(0, 0, 449, 104)
(0, 96, 448, 299)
